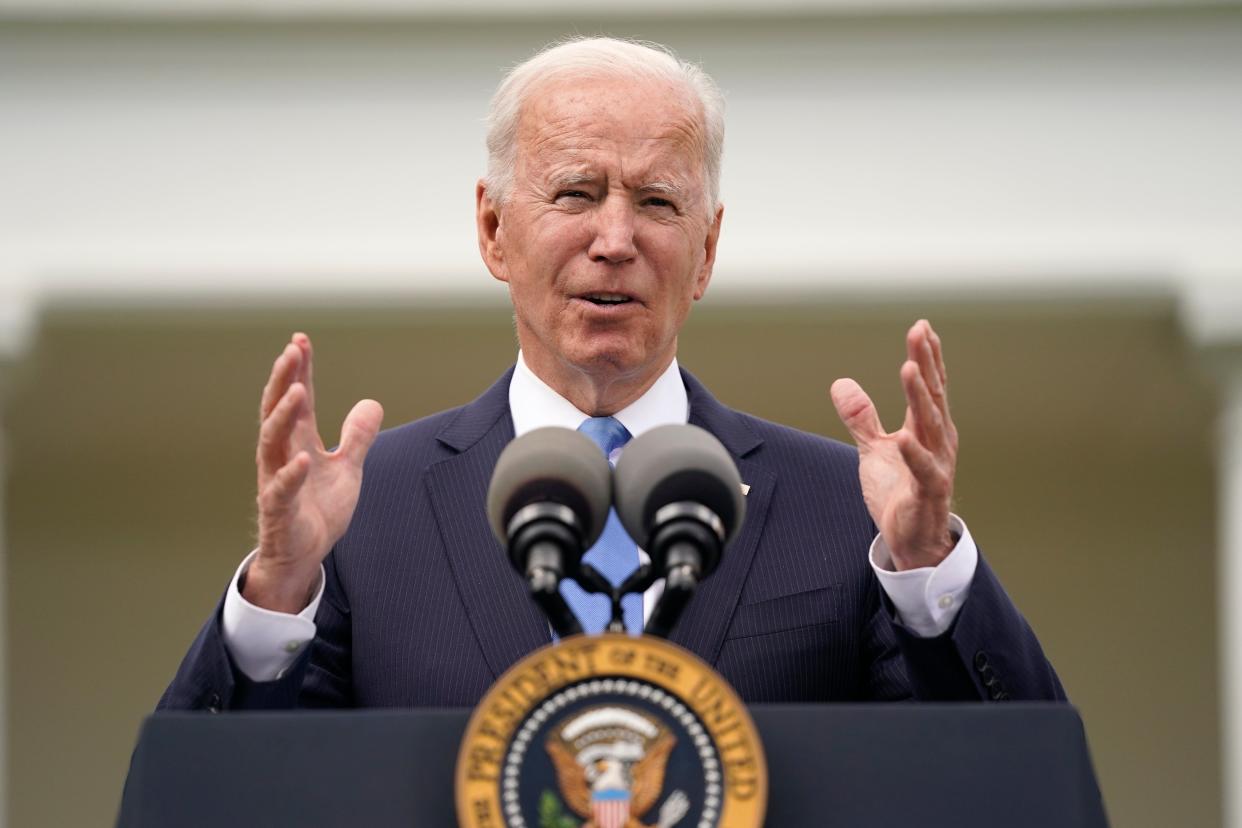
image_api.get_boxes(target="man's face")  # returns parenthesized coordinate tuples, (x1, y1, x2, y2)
(477, 74, 722, 393)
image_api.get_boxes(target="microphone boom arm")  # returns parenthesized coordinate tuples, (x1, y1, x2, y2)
(642, 502, 725, 639)
(508, 503, 586, 638)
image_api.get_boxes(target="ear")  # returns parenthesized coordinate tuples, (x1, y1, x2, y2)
(476, 179, 509, 283)
(692, 203, 724, 301)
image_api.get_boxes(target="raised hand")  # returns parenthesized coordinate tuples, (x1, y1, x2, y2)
(245, 333, 384, 612)
(830, 320, 958, 571)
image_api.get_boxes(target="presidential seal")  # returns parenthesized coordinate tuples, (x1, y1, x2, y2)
(456, 634, 767, 828)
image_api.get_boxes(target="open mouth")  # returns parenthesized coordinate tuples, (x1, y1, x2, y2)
(580, 292, 634, 307)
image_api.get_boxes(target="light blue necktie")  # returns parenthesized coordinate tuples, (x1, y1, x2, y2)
(560, 417, 643, 635)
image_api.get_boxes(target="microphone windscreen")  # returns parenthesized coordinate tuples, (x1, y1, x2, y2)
(613, 424, 745, 547)
(486, 426, 613, 548)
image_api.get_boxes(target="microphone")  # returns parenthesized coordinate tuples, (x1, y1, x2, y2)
(487, 426, 613, 638)
(613, 424, 745, 638)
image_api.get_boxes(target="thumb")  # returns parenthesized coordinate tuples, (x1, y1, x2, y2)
(339, 399, 384, 467)
(830, 378, 884, 447)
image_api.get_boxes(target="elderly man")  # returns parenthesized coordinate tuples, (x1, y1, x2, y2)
(160, 37, 1062, 711)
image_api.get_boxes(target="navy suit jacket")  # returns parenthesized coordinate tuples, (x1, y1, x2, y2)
(159, 367, 1064, 711)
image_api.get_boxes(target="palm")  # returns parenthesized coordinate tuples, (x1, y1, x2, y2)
(269, 432, 365, 563)
(831, 321, 956, 570)
(856, 429, 952, 560)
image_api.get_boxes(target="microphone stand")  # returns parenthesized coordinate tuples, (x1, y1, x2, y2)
(528, 567, 584, 639)
(568, 504, 725, 639)
(576, 563, 657, 634)
(508, 503, 585, 638)
(642, 503, 725, 639)
(573, 557, 702, 640)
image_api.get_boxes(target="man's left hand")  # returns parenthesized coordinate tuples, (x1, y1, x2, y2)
(830, 319, 958, 571)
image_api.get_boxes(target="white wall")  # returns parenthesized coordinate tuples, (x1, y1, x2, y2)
(0, 0, 1218, 19)
(1, 8, 1239, 322)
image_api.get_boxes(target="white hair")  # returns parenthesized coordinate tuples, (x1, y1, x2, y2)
(484, 37, 726, 215)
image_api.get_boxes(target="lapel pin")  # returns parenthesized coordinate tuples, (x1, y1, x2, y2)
(740, 483, 750, 496)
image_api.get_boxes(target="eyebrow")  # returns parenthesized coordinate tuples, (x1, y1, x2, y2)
(546, 170, 689, 200)
(637, 181, 687, 199)
(547, 170, 598, 190)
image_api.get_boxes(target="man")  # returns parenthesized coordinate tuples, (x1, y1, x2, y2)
(160, 37, 1063, 711)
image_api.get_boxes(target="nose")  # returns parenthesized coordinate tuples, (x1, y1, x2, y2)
(588, 194, 638, 265)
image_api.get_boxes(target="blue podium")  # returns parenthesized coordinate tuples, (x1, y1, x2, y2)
(117, 704, 1108, 827)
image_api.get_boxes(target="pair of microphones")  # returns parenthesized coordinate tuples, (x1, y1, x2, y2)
(486, 424, 746, 639)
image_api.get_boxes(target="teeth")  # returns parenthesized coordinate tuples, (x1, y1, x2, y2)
(585, 293, 631, 303)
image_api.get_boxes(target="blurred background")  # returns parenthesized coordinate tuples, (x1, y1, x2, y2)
(1, 0, 1240, 825)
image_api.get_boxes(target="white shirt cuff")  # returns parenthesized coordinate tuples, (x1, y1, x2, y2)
(221, 549, 325, 682)
(868, 513, 978, 638)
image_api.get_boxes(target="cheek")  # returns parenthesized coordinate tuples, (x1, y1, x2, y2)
(659, 243, 709, 306)
(532, 215, 591, 261)
(510, 280, 554, 324)
(649, 284, 696, 343)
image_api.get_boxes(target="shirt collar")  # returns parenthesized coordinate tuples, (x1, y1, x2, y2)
(509, 351, 689, 439)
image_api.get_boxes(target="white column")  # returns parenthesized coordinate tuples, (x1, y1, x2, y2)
(1184, 272, 1242, 828)
(0, 378, 8, 828)
(1221, 362, 1242, 828)
(0, 289, 36, 828)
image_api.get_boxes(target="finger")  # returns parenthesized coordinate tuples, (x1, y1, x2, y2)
(266, 450, 311, 510)
(830, 378, 885, 446)
(920, 321, 958, 448)
(338, 399, 384, 467)
(258, 382, 307, 483)
(924, 320, 947, 389)
(901, 360, 945, 452)
(259, 342, 302, 422)
(906, 322, 938, 391)
(292, 332, 316, 415)
(911, 322, 946, 411)
(895, 431, 949, 497)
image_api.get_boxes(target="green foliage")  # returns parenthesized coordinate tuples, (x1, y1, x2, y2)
(539, 789, 580, 828)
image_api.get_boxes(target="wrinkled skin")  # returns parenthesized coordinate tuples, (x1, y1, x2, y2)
(476, 74, 721, 416)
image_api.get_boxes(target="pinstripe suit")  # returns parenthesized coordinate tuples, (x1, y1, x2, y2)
(159, 367, 1064, 711)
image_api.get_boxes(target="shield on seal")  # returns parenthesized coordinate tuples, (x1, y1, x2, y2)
(591, 788, 631, 828)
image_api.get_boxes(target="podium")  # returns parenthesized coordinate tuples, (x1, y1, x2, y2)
(116, 704, 1108, 827)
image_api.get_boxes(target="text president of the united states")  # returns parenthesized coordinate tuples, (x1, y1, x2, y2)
(160, 37, 1064, 710)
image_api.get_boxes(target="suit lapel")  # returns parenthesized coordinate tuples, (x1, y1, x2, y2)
(670, 370, 775, 666)
(425, 369, 551, 680)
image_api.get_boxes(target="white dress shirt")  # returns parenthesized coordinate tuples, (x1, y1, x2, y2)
(222, 353, 978, 682)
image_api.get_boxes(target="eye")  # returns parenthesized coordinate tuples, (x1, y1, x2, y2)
(555, 190, 592, 203)
(642, 196, 677, 212)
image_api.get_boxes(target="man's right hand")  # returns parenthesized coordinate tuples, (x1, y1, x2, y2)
(244, 333, 384, 613)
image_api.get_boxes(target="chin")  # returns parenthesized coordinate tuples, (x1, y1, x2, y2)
(563, 340, 648, 378)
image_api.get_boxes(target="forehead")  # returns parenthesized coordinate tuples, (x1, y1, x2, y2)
(515, 75, 706, 180)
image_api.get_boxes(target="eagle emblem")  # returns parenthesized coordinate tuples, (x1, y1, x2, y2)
(545, 705, 690, 828)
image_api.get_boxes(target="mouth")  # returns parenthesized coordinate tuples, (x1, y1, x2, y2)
(577, 292, 636, 307)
